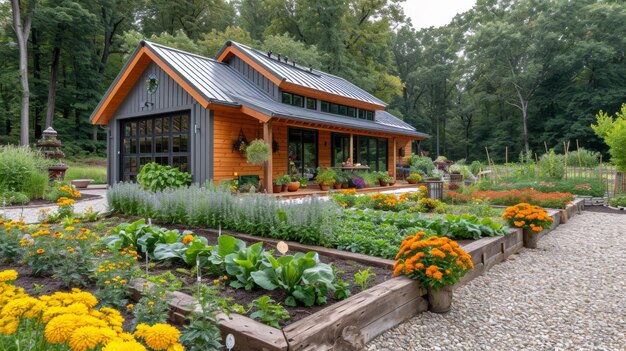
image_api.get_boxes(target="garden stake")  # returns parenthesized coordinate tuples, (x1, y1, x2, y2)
(196, 255, 202, 295)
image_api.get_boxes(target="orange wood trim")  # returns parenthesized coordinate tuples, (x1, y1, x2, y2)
(280, 81, 386, 111)
(263, 121, 273, 193)
(217, 46, 284, 86)
(91, 47, 152, 125)
(143, 49, 211, 108)
(240, 105, 272, 123)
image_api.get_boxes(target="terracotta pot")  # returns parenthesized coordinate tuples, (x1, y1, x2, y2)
(522, 228, 539, 249)
(272, 184, 283, 193)
(427, 285, 453, 313)
(333, 183, 343, 189)
(319, 184, 331, 191)
(407, 179, 418, 184)
(389, 181, 396, 186)
(281, 184, 288, 192)
(287, 182, 300, 192)
(379, 180, 388, 187)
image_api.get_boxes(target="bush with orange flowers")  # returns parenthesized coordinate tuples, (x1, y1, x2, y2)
(446, 188, 573, 209)
(502, 203, 554, 232)
(393, 232, 474, 290)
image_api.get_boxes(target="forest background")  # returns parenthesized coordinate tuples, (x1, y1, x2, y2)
(1, 0, 625, 163)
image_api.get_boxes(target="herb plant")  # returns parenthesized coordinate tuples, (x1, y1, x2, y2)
(247, 295, 290, 328)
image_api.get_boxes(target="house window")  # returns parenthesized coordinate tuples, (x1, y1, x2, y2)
(282, 92, 305, 107)
(354, 135, 387, 172)
(358, 109, 375, 120)
(120, 112, 190, 182)
(306, 97, 317, 110)
(321, 101, 361, 119)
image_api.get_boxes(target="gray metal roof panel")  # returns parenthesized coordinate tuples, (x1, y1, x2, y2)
(223, 41, 388, 107)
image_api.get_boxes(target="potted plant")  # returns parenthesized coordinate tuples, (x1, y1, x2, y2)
(407, 173, 422, 184)
(377, 171, 394, 186)
(333, 172, 346, 189)
(502, 203, 554, 249)
(315, 168, 337, 191)
(393, 232, 474, 313)
(388, 172, 396, 186)
(276, 175, 291, 192)
(245, 139, 271, 165)
(297, 176, 309, 189)
(449, 164, 463, 183)
(272, 177, 285, 193)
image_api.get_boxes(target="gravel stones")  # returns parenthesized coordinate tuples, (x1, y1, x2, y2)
(367, 211, 626, 351)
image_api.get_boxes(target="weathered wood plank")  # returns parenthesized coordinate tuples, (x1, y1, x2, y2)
(283, 277, 425, 350)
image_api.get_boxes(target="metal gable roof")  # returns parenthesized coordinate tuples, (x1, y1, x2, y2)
(219, 41, 388, 107)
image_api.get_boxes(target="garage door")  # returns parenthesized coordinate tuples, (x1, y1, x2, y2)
(120, 112, 190, 182)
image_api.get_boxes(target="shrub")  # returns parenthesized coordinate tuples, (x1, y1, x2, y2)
(408, 156, 435, 175)
(609, 195, 626, 207)
(538, 150, 565, 179)
(137, 162, 192, 192)
(0, 191, 29, 205)
(592, 104, 626, 171)
(0, 145, 48, 199)
(469, 160, 485, 176)
(566, 148, 600, 168)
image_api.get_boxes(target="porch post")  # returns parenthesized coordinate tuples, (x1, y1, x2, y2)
(349, 134, 354, 162)
(263, 121, 273, 193)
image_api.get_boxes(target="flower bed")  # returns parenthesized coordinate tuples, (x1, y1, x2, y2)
(475, 178, 604, 197)
(446, 188, 574, 209)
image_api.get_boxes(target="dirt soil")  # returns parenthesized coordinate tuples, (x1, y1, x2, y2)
(149, 225, 392, 327)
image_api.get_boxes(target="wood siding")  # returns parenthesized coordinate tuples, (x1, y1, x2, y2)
(107, 62, 213, 184)
(228, 56, 280, 101)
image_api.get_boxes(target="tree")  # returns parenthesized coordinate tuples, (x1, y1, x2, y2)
(10, 0, 35, 145)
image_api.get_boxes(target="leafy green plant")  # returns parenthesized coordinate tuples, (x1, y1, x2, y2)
(274, 175, 291, 185)
(566, 148, 600, 168)
(247, 296, 290, 328)
(208, 235, 246, 273)
(0, 191, 29, 205)
(251, 252, 335, 307)
(132, 284, 171, 328)
(225, 242, 270, 290)
(94, 248, 138, 309)
(354, 267, 376, 291)
(0, 145, 49, 199)
(592, 104, 626, 171)
(180, 286, 234, 351)
(609, 195, 626, 207)
(245, 139, 272, 165)
(102, 219, 188, 259)
(137, 162, 192, 192)
(408, 155, 435, 175)
(538, 150, 565, 179)
(315, 167, 337, 186)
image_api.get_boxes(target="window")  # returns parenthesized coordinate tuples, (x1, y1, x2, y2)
(120, 113, 190, 182)
(321, 101, 365, 119)
(358, 109, 374, 120)
(353, 135, 388, 172)
(281, 92, 305, 107)
(331, 133, 350, 167)
(306, 98, 317, 110)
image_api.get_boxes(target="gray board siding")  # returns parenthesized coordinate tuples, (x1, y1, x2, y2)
(228, 56, 280, 101)
(107, 62, 213, 185)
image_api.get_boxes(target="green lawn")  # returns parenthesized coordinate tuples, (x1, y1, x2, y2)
(65, 158, 107, 184)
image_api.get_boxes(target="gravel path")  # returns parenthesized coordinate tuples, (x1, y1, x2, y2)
(367, 211, 626, 351)
(1, 188, 108, 224)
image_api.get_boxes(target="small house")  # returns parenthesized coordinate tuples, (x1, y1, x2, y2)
(91, 40, 428, 191)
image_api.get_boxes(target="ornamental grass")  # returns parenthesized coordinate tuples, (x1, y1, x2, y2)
(446, 188, 573, 209)
(0, 269, 184, 351)
(393, 232, 474, 290)
(502, 203, 554, 232)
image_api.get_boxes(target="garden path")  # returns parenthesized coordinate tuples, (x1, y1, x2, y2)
(1, 188, 108, 224)
(367, 211, 625, 351)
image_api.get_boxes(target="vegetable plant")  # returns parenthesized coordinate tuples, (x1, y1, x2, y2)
(354, 267, 376, 291)
(247, 296, 290, 328)
(251, 252, 336, 306)
(137, 162, 192, 192)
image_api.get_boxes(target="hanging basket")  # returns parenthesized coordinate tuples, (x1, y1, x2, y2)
(232, 129, 249, 155)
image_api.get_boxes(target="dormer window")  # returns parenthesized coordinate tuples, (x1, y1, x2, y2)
(306, 98, 317, 110)
(282, 92, 305, 107)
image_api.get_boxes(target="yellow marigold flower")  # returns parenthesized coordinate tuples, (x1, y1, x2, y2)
(0, 316, 19, 335)
(223, 275, 228, 281)
(66, 226, 75, 231)
(42, 303, 89, 323)
(167, 343, 185, 351)
(126, 304, 134, 310)
(103, 340, 148, 351)
(36, 248, 45, 254)
(134, 323, 181, 351)
(1, 296, 41, 318)
(68, 326, 114, 351)
(0, 270, 18, 282)
(213, 279, 220, 285)
(147, 301, 155, 307)
(181, 234, 194, 245)
(45, 314, 108, 344)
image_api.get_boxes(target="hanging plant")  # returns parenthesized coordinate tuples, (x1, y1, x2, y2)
(232, 129, 249, 155)
(245, 139, 271, 165)
(146, 74, 159, 94)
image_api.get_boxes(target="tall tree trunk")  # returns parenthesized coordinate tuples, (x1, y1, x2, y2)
(32, 28, 43, 138)
(521, 102, 529, 154)
(45, 45, 61, 129)
(11, 0, 33, 145)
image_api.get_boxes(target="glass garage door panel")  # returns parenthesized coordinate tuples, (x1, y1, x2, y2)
(120, 112, 190, 182)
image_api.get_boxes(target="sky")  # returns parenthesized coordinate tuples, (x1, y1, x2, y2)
(401, 0, 477, 29)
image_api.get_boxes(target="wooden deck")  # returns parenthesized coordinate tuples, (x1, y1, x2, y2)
(271, 181, 420, 199)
